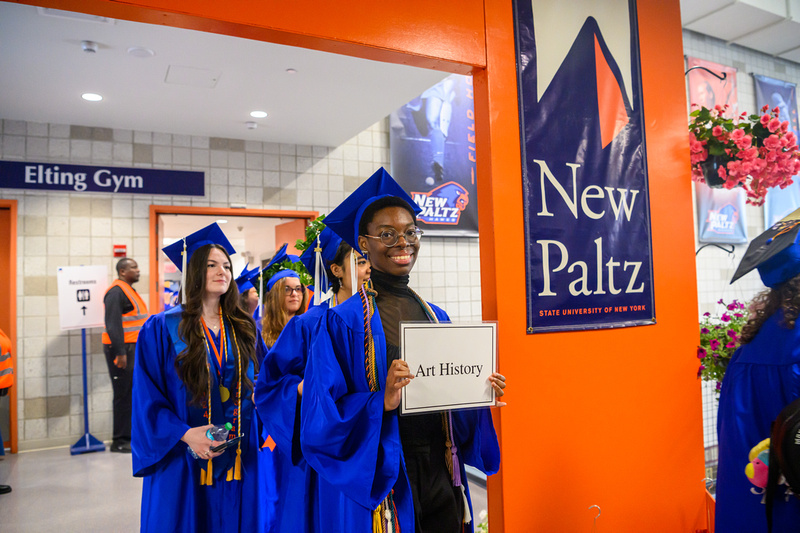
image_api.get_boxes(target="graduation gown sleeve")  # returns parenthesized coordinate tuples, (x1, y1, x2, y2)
(300, 299, 402, 511)
(131, 311, 192, 477)
(254, 305, 324, 465)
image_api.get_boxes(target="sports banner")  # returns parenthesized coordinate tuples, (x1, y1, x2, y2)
(390, 74, 479, 237)
(515, 0, 656, 333)
(756, 75, 800, 229)
(686, 57, 748, 243)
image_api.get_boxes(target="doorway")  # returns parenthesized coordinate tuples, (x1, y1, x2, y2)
(149, 205, 317, 313)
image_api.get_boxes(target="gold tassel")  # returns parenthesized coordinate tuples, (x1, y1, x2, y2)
(205, 458, 213, 485)
(200, 467, 207, 486)
(226, 468, 233, 482)
(372, 508, 382, 532)
(234, 447, 242, 480)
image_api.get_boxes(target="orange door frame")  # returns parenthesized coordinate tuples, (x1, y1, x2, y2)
(148, 205, 318, 313)
(0, 199, 18, 454)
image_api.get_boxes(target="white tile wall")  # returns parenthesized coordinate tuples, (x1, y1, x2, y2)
(684, 29, 800, 461)
(0, 117, 483, 449)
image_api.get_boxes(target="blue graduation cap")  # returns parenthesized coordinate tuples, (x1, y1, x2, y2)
(299, 227, 344, 304)
(161, 222, 236, 303)
(235, 263, 260, 293)
(731, 208, 800, 288)
(324, 167, 421, 252)
(264, 243, 301, 292)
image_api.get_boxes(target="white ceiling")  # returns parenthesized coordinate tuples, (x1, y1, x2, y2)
(0, 2, 449, 147)
(681, 0, 800, 64)
(1, 2, 797, 151)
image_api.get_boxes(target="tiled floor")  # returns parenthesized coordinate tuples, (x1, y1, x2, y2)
(0, 446, 488, 532)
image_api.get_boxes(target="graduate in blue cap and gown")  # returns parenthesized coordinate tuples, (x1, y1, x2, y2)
(300, 167, 507, 533)
(717, 208, 800, 532)
(259, 244, 308, 350)
(236, 263, 261, 317)
(131, 222, 272, 532)
(254, 224, 371, 532)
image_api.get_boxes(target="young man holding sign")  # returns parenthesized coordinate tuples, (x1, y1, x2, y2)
(301, 168, 506, 533)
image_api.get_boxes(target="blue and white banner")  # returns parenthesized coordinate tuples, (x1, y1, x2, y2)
(755, 75, 800, 229)
(390, 74, 479, 237)
(0, 161, 204, 196)
(696, 183, 748, 243)
(515, 0, 655, 333)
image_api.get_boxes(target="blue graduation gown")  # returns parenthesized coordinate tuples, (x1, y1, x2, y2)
(300, 295, 500, 533)
(254, 303, 329, 533)
(716, 311, 800, 532)
(132, 306, 272, 533)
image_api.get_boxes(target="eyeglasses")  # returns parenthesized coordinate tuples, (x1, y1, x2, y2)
(283, 285, 305, 295)
(363, 226, 424, 247)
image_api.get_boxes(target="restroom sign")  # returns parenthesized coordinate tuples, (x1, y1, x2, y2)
(56, 265, 108, 330)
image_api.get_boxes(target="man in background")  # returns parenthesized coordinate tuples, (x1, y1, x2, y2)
(102, 258, 148, 453)
(0, 326, 13, 493)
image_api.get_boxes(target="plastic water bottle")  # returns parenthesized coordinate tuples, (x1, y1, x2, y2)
(187, 422, 233, 459)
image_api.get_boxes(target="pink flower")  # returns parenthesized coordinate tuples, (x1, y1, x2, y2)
(710, 338, 721, 350)
(721, 313, 731, 322)
(734, 313, 744, 318)
(727, 329, 738, 340)
(726, 342, 736, 349)
(701, 327, 710, 334)
(697, 347, 707, 359)
(731, 129, 745, 141)
(761, 114, 771, 127)
(713, 125, 725, 138)
(768, 118, 782, 133)
(703, 312, 711, 317)
(764, 134, 782, 151)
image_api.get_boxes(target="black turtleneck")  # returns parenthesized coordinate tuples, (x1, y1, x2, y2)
(371, 268, 463, 531)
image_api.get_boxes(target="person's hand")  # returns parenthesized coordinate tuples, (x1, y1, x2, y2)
(297, 379, 304, 397)
(181, 425, 225, 459)
(489, 372, 507, 407)
(114, 355, 127, 369)
(384, 360, 414, 411)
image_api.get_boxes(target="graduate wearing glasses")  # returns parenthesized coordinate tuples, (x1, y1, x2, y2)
(259, 244, 308, 350)
(300, 168, 506, 533)
(131, 223, 271, 532)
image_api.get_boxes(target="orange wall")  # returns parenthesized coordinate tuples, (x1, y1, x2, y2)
(27, 0, 703, 529)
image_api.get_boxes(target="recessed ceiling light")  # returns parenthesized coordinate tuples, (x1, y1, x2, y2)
(286, 68, 297, 74)
(250, 111, 268, 118)
(82, 93, 103, 102)
(127, 46, 155, 58)
(216, 219, 228, 224)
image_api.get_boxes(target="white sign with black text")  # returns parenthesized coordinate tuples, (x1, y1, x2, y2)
(56, 265, 109, 331)
(400, 322, 496, 415)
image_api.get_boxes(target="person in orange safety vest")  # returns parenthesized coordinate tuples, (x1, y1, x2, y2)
(102, 258, 148, 453)
(0, 327, 14, 494)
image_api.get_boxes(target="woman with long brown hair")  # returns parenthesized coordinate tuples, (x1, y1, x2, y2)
(131, 223, 269, 532)
(260, 244, 308, 349)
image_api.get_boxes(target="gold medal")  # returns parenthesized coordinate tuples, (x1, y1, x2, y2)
(219, 386, 230, 402)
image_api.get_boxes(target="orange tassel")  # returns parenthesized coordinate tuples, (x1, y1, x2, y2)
(226, 468, 233, 482)
(234, 448, 242, 480)
(200, 467, 207, 486)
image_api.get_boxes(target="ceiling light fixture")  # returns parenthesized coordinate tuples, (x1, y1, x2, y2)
(246, 121, 258, 130)
(250, 111, 268, 118)
(286, 68, 297, 74)
(127, 46, 155, 58)
(81, 40, 98, 54)
(81, 93, 103, 102)
(216, 219, 228, 225)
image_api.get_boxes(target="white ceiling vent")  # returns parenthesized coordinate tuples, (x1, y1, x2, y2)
(165, 65, 221, 88)
(36, 7, 115, 24)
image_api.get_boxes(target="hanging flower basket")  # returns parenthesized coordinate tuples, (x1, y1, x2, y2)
(689, 104, 800, 205)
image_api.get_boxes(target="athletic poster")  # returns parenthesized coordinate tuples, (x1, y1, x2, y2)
(390, 74, 479, 237)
